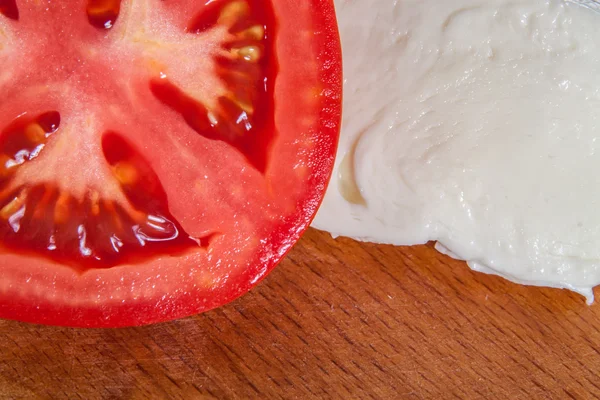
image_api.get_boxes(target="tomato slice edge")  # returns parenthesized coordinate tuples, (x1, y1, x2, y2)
(0, 0, 342, 327)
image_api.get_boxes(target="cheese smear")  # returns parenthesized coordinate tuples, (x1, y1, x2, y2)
(313, 0, 600, 302)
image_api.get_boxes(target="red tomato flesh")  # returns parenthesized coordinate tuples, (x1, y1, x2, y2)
(0, 0, 341, 327)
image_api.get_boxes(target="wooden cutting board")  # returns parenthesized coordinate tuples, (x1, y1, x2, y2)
(1, 228, 599, 399)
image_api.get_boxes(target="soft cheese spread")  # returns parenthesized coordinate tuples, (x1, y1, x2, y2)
(314, 0, 600, 302)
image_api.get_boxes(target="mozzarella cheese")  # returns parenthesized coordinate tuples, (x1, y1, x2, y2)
(313, 0, 600, 302)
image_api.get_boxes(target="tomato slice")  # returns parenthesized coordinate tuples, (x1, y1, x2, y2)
(0, 0, 341, 327)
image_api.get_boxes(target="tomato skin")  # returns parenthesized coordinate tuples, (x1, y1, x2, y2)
(0, 0, 342, 327)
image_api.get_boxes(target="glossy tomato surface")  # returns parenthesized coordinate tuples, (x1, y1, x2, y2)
(0, 0, 341, 327)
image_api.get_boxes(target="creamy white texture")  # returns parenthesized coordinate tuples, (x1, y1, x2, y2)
(313, 0, 600, 302)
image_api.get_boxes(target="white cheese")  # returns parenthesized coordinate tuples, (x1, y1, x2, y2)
(313, 0, 600, 302)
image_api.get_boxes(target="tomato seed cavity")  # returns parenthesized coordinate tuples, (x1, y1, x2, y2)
(87, 0, 121, 29)
(0, 123, 214, 271)
(0, 112, 60, 183)
(0, 0, 18, 20)
(154, 0, 277, 173)
(0, 181, 211, 271)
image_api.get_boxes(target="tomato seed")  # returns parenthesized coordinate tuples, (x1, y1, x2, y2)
(113, 162, 138, 186)
(53, 192, 70, 224)
(219, 1, 249, 26)
(24, 123, 46, 143)
(0, 189, 26, 220)
(234, 45, 261, 62)
(242, 25, 265, 40)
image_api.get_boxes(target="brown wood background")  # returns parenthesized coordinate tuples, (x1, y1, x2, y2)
(1, 228, 600, 399)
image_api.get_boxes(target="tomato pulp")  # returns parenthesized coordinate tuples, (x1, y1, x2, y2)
(0, 0, 341, 327)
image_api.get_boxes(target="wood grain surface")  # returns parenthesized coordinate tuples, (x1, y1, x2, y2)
(1, 228, 600, 399)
